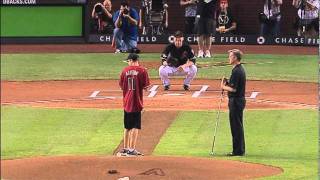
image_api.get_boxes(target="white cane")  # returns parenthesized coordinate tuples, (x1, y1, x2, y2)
(210, 89, 224, 155)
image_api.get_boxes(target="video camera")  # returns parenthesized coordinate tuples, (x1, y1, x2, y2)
(95, 4, 105, 17)
(123, 7, 129, 15)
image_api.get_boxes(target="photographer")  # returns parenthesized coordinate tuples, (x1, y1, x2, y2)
(180, 0, 197, 34)
(91, 0, 114, 34)
(259, 0, 282, 36)
(293, 0, 319, 38)
(113, 0, 139, 53)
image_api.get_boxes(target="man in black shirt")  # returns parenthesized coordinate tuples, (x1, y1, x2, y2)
(216, 0, 237, 34)
(159, 31, 197, 91)
(221, 49, 246, 156)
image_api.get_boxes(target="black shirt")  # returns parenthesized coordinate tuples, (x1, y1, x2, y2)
(216, 8, 235, 30)
(228, 64, 246, 98)
(196, 0, 217, 19)
(162, 43, 196, 67)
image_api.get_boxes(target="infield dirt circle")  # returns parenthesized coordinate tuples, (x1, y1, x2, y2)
(1, 44, 317, 180)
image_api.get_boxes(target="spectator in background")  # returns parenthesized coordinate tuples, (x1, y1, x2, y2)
(216, 0, 237, 34)
(180, 0, 198, 34)
(195, 0, 217, 58)
(91, 0, 114, 34)
(140, 0, 169, 35)
(113, 0, 140, 53)
(292, 0, 319, 38)
(139, 0, 148, 35)
(259, 0, 282, 36)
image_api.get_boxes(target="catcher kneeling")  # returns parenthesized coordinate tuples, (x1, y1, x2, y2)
(159, 31, 198, 91)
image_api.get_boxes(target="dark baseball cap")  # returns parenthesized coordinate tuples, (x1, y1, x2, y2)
(126, 53, 139, 62)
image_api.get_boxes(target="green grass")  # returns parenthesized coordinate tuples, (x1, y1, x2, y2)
(153, 110, 318, 179)
(1, 106, 123, 159)
(1, 53, 317, 82)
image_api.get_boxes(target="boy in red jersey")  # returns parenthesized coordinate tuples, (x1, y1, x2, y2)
(118, 53, 150, 156)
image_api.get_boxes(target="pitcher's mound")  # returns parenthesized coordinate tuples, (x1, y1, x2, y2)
(1, 156, 282, 180)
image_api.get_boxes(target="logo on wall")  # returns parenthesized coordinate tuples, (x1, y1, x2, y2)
(168, 35, 175, 43)
(257, 36, 265, 45)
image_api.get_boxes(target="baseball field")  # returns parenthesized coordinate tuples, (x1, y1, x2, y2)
(1, 45, 318, 179)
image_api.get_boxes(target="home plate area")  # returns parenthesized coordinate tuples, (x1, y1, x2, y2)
(89, 84, 260, 99)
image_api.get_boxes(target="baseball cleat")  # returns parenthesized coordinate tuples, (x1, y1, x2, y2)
(164, 85, 170, 91)
(127, 149, 144, 156)
(183, 84, 190, 91)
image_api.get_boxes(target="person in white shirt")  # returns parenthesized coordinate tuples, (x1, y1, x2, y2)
(259, 0, 282, 36)
(293, 0, 319, 38)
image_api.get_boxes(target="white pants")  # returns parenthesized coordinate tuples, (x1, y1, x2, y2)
(159, 65, 198, 86)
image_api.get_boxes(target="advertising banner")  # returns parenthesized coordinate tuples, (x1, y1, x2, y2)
(88, 34, 319, 46)
(1, 0, 86, 5)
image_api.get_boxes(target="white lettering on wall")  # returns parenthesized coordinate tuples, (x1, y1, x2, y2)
(2, 0, 36, 4)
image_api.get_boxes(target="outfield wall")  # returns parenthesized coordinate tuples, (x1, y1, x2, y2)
(0, 0, 318, 46)
(1, 6, 83, 37)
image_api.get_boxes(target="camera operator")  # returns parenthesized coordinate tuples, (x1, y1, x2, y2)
(195, 0, 217, 58)
(113, 0, 140, 53)
(293, 0, 319, 38)
(216, 0, 237, 34)
(259, 0, 282, 37)
(180, 0, 197, 34)
(91, 0, 114, 34)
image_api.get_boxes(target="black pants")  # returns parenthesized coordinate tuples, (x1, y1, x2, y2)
(185, 17, 196, 34)
(228, 97, 246, 155)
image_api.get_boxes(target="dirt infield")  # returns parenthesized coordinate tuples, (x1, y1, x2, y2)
(113, 111, 179, 156)
(2, 79, 316, 110)
(1, 156, 282, 180)
(1, 44, 317, 55)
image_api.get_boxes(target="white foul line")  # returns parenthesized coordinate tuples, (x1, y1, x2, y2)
(192, 85, 209, 98)
(163, 93, 185, 96)
(148, 85, 159, 98)
(249, 91, 260, 99)
(149, 85, 159, 92)
(89, 91, 100, 98)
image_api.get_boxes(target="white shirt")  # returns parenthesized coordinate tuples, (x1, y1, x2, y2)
(263, 0, 281, 19)
(297, 0, 319, 19)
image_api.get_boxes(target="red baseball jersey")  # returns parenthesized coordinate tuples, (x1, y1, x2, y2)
(119, 65, 150, 112)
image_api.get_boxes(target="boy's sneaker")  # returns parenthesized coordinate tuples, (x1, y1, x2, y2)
(164, 85, 170, 91)
(116, 148, 129, 157)
(205, 50, 211, 58)
(197, 50, 204, 58)
(115, 49, 121, 54)
(127, 149, 144, 156)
